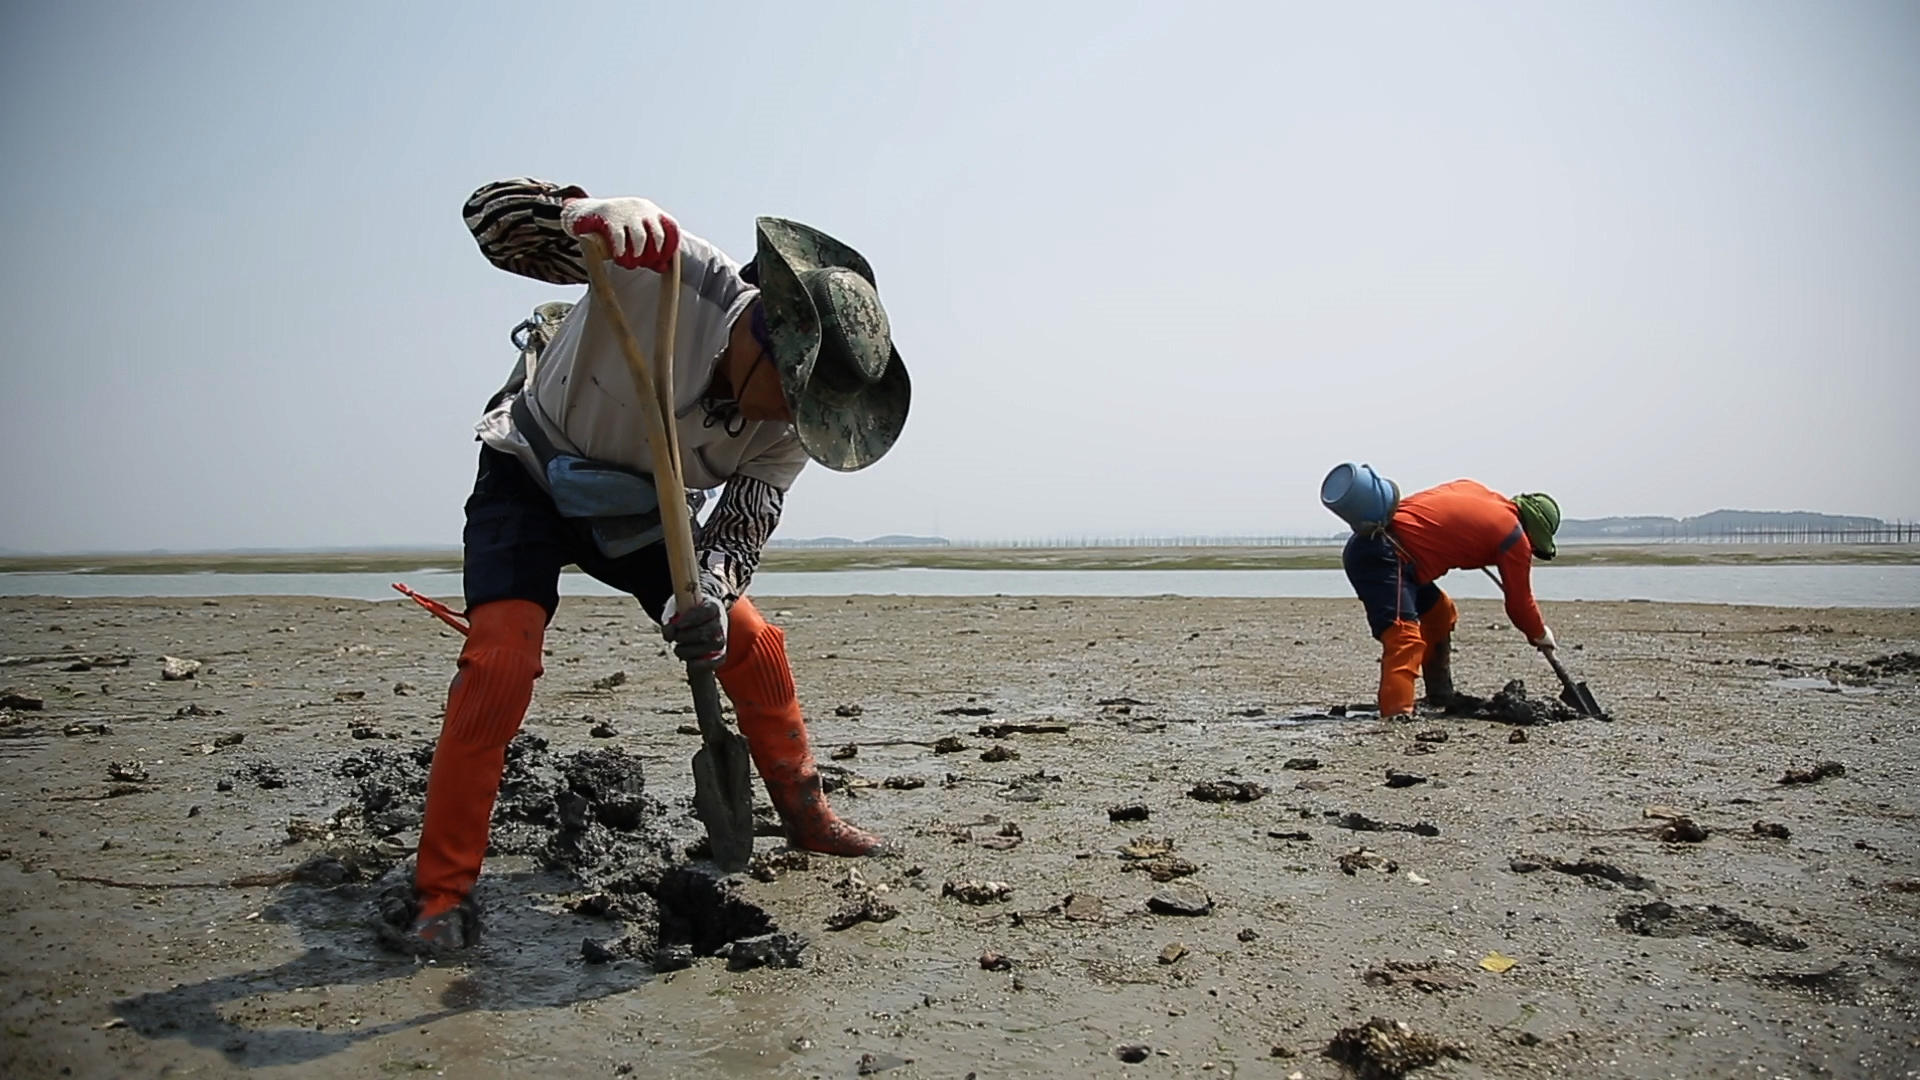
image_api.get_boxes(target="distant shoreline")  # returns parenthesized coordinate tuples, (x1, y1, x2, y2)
(3, 541, 1916, 576)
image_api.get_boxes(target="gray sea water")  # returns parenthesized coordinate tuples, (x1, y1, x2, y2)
(2, 564, 1916, 608)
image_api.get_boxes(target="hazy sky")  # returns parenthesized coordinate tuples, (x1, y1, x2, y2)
(2, 1, 1915, 552)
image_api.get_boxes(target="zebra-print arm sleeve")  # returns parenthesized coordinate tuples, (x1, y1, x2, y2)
(697, 475, 785, 601)
(463, 178, 591, 285)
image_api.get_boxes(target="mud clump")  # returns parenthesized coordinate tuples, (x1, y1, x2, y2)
(1339, 848, 1397, 876)
(718, 932, 808, 971)
(1123, 855, 1199, 882)
(556, 748, 654, 831)
(1145, 887, 1212, 917)
(1107, 803, 1150, 822)
(1823, 651, 1920, 685)
(1332, 812, 1439, 837)
(1118, 835, 1175, 860)
(1362, 959, 1471, 993)
(1780, 761, 1845, 785)
(827, 869, 899, 930)
(1509, 854, 1655, 892)
(1325, 1016, 1467, 1079)
(1187, 779, 1267, 803)
(1656, 817, 1710, 843)
(942, 879, 1013, 904)
(1751, 821, 1792, 840)
(978, 721, 1068, 737)
(749, 849, 811, 882)
(1616, 901, 1807, 951)
(237, 761, 287, 790)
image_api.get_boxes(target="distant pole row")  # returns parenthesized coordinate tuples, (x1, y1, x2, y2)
(952, 534, 1349, 549)
(931, 523, 1919, 549)
(1643, 522, 1919, 544)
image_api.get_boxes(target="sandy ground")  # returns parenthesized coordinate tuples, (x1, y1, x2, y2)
(1, 593, 1917, 1080)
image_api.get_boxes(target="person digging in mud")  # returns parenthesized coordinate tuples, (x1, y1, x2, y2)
(393, 179, 909, 953)
(1343, 480, 1560, 719)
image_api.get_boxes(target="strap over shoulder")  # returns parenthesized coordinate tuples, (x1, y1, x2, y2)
(486, 301, 577, 410)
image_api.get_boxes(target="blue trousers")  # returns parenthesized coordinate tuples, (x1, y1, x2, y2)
(1342, 531, 1443, 640)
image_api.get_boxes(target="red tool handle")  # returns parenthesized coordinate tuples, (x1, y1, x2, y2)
(391, 582, 469, 636)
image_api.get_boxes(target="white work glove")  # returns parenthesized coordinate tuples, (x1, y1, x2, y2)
(660, 571, 729, 670)
(1529, 626, 1557, 652)
(560, 196, 680, 272)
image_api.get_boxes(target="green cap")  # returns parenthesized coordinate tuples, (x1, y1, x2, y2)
(753, 217, 910, 472)
(1514, 493, 1561, 561)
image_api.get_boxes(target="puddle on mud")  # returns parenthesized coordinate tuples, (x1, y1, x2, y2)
(1231, 706, 1380, 728)
(1615, 902, 1808, 952)
(1770, 676, 1878, 695)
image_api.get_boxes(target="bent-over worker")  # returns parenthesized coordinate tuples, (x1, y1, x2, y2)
(1343, 480, 1561, 718)
(391, 178, 910, 953)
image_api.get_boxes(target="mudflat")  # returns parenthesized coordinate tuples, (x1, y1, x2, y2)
(1, 594, 1916, 1079)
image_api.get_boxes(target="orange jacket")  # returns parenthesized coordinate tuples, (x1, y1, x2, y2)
(1390, 479, 1547, 641)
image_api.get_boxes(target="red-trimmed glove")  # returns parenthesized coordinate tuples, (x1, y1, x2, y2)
(560, 196, 680, 272)
(1529, 626, 1557, 652)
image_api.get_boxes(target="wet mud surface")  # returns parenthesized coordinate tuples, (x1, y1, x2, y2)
(2, 595, 1918, 1078)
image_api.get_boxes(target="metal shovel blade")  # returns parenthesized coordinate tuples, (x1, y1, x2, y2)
(686, 667, 755, 872)
(1559, 681, 1606, 720)
(1543, 649, 1608, 720)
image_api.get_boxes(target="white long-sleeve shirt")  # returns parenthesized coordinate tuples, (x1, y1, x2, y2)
(463, 178, 807, 595)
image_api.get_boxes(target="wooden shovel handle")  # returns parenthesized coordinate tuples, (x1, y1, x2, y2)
(576, 234, 702, 614)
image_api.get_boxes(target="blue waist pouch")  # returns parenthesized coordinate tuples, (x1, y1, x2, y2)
(545, 456, 663, 559)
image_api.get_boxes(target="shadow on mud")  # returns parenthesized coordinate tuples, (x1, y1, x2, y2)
(112, 867, 655, 1067)
(113, 734, 783, 1069)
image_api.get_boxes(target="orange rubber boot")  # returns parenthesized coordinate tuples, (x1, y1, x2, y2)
(1378, 620, 1425, 718)
(1419, 591, 1458, 704)
(414, 599, 547, 919)
(717, 598, 882, 857)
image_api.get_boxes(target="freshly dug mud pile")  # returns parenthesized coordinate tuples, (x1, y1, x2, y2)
(1436, 678, 1580, 724)
(319, 735, 780, 965)
(1, 594, 1917, 1079)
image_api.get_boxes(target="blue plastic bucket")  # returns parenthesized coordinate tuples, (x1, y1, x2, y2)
(1321, 463, 1400, 533)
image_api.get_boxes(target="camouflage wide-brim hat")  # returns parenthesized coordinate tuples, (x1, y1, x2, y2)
(754, 217, 910, 472)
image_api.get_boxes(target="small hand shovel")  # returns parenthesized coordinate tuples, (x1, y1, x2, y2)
(577, 234, 757, 871)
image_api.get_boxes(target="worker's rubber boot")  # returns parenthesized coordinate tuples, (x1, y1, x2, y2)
(410, 599, 547, 939)
(1421, 638, 1455, 707)
(717, 598, 883, 857)
(1419, 592, 1459, 707)
(1378, 620, 1425, 719)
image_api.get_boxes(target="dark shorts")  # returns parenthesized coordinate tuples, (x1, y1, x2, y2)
(1342, 532, 1444, 640)
(463, 447, 675, 621)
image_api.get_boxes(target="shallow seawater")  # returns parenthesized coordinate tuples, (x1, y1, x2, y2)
(4, 562, 1919, 607)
